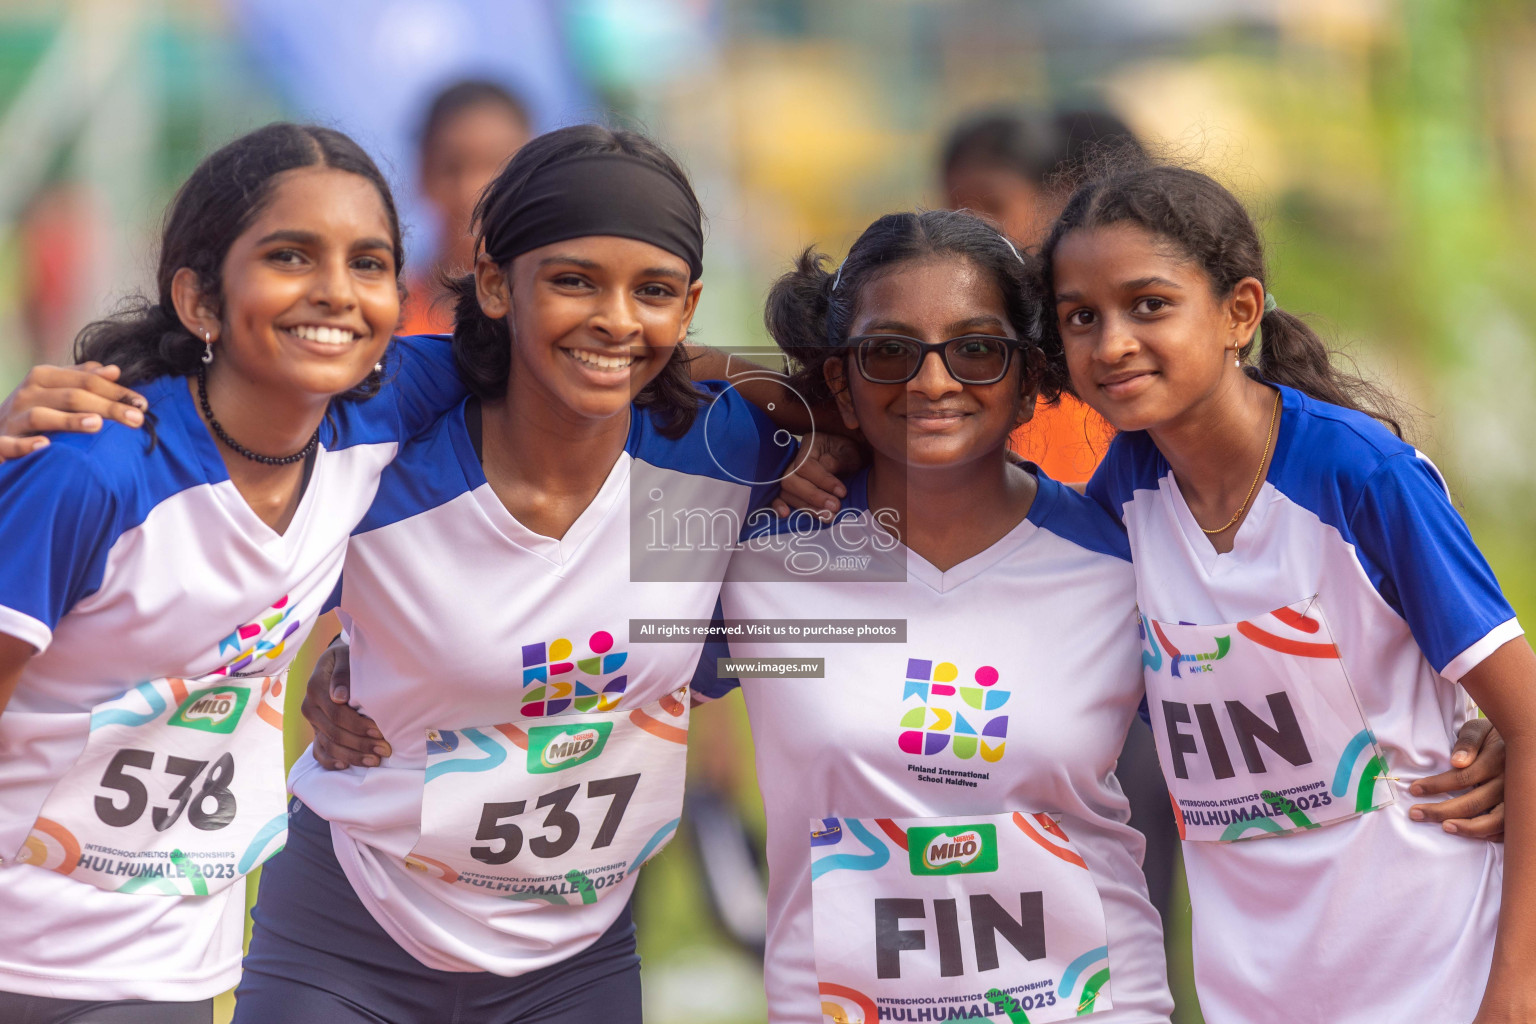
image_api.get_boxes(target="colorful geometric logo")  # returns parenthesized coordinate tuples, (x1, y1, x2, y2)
(897, 658, 1009, 762)
(214, 595, 304, 677)
(520, 630, 628, 717)
(908, 823, 998, 876)
(527, 721, 613, 774)
(167, 685, 250, 734)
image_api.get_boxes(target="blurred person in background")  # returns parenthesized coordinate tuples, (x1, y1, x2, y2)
(19, 184, 107, 368)
(942, 104, 1181, 929)
(402, 79, 533, 336)
(942, 105, 1139, 484)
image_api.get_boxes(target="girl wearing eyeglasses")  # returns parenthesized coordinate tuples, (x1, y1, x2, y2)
(709, 209, 1176, 1023)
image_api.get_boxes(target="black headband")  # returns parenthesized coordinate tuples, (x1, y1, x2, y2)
(481, 153, 704, 280)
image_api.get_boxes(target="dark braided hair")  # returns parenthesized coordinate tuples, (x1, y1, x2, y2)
(1040, 164, 1405, 436)
(447, 124, 703, 438)
(75, 123, 404, 401)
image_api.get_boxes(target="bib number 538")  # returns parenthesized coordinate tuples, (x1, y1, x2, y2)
(94, 748, 237, 832)
(471, 773, 639, 865)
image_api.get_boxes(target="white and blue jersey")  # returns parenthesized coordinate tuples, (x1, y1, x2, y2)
(1088, 383, 1519, 1023)
(0, 336, 463, 1001)
(289, 382, 795, 976)
(708, 469, 1174, 1024)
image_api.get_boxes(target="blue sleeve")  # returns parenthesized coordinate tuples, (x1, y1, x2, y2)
(689, 599, 741, 702)
(1084, 464, 1116, 520)
(694, 381, 802, 514)
(0, 448, 117, 651)
(1084, 429, 1166, 528)
(1085, 433, 1132, 522)
(320, 574, 344, 616)
(385, 334, 469, 441)
(1347, 453, 1518, 679)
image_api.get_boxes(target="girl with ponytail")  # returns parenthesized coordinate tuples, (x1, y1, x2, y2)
(1044, 163, 1535, 1023)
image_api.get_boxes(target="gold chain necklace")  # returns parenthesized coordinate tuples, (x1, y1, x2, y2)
(1200, 389, 1281, 535)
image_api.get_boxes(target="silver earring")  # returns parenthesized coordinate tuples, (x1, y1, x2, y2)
(374, 362, 383, 373)
(201, 330, 214, 364)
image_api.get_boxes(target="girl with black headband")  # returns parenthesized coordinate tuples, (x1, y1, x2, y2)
(229, 125, 813, 1024)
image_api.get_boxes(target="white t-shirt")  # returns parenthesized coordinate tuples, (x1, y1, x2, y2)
(1087, 383, 1518, 1024)
(289, 383, 795, 975)
(710, 469, 1174, 1024)
(0, 337, 463, 1001)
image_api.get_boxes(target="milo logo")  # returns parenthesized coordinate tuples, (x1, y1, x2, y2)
(906, 823, 998, 876)
(926, 830, 982, 869)
(168, 685, 251, 734)
(527, 721, 613, 774)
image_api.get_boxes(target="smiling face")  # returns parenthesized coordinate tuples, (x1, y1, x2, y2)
(475, 234, 701, 422)
(1052, 221, 1253, 434)
(199, 166, 399, 399)
(827, 256, 1031, 471)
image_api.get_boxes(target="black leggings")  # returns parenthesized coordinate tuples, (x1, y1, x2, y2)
(233, 801, 642, 1024)
(0, 992, 213, 1024)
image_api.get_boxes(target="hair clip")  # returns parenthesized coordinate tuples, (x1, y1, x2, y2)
(998, 233, 1025, 265)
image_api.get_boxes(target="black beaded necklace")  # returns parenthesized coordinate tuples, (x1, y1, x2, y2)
(196, 365, 319, 466)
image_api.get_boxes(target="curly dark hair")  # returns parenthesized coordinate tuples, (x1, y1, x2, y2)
(75, 122, 404, 402)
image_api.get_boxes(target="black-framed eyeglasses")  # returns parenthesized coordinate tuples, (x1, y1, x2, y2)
(848, 334, 1028, 386)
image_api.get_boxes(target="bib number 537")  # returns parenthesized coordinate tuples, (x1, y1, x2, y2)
(471, 773, 639, 865)
(94, 748, 237, 832)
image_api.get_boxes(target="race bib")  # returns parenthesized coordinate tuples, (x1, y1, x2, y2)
(1141, 597, 1392, 842)
(409, 687, 689, 905)
(811, 811, 1112, 1024)
(16, 674, 290, 895)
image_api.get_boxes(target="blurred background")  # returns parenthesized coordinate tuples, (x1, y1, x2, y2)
(2, 0, 1534, 1021)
